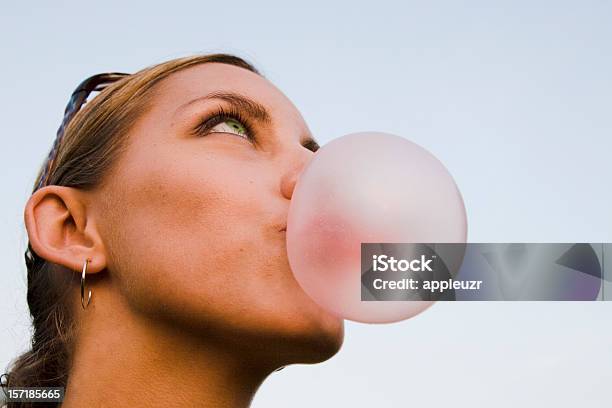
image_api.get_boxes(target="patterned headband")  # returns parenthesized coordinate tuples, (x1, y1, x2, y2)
(35, 72, 130, 191)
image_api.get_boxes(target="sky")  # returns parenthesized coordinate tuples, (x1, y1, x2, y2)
(1, 1, 611, 406)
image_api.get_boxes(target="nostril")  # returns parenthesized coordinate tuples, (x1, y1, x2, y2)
(280, 172, 296, 200)
(280, 165, 301, 200)
(280, 148, 313, 200)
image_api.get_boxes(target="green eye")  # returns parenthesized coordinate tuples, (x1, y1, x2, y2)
(211, 118, 248, 138)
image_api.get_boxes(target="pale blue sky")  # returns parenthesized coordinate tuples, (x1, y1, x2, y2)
(1, 1, 611, 406)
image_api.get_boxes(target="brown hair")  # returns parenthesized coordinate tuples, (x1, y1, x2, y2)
(2, 53, 259, 407)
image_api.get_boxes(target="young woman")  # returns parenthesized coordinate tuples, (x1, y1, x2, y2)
(3, 54, 344, 407)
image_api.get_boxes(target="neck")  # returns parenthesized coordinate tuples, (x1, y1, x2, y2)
(62, 288, 272, 408)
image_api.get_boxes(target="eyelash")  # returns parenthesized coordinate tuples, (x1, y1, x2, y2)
(192, 105, 320, 153)
(193, 105, 256, 141)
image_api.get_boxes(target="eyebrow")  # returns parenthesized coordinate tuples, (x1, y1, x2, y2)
(176, 91, 272, 124)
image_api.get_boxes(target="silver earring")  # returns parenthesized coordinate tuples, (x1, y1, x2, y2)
(81, 259, 92, 309)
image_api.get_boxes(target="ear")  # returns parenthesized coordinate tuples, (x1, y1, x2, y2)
(24, 185, 107, 274)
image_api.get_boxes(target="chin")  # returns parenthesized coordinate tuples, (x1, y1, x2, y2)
(278, 313, 345, 366)
(302, 323, 345, 364)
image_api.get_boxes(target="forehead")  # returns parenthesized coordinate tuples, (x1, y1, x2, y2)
(149, 62, 305, 124)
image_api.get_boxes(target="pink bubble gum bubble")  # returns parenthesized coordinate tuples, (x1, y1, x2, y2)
(286, 132, 468, 324)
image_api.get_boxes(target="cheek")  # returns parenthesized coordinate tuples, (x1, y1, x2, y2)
(102, 156, 287, 327)
(114, 161, 265, 291)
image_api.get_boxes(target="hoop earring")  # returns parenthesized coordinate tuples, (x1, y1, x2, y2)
(81, 259, 92, 310)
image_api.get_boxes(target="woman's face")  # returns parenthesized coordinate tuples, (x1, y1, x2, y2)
(93, 63, 344, 365)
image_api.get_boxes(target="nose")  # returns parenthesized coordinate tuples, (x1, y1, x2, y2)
(280, 148, 313, 200)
